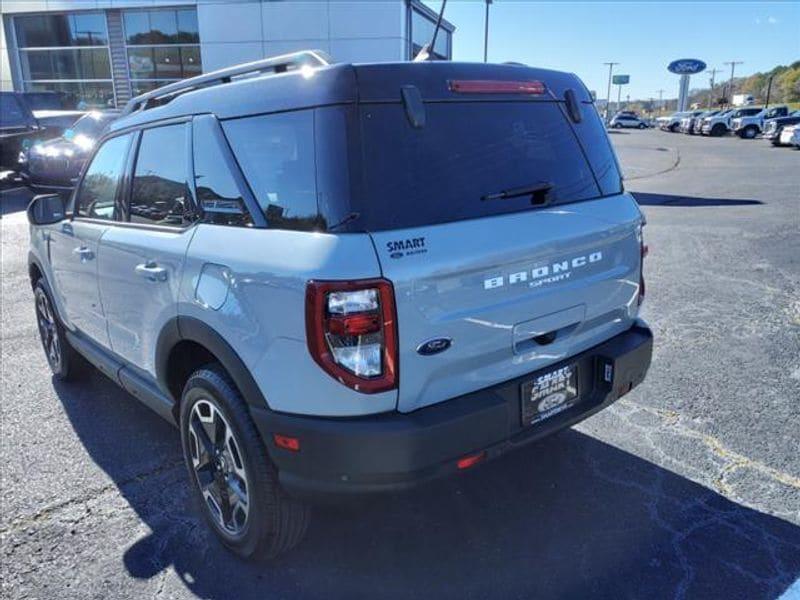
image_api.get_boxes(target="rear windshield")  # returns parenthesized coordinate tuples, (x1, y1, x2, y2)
(221, 101, 622, 233)
(352, 101, 616, 231)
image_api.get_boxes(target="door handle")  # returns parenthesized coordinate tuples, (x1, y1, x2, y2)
(135, 261, 168, 282)
(72, 246, 94, 261)
(62, 222, 74, 236)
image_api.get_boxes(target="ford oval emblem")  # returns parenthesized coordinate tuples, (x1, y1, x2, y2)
(667, 59, 706, 75)
(417, 337, 452, 356)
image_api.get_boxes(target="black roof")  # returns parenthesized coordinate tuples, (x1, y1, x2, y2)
(108, 60, 592, 133)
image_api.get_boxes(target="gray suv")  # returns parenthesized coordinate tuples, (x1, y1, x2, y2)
(27, 51, 653, 558)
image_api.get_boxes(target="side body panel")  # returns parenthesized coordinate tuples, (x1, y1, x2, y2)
(98, 225, 196, 375)
(181, 225, 396, 417)
(48, 219, 111, 347)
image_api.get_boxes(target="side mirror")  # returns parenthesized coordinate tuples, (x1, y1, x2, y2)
(27, 194, 66, 226)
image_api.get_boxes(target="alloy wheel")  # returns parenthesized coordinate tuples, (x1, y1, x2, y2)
(188, 399, 251, 537)
(35, 287, 61, 372)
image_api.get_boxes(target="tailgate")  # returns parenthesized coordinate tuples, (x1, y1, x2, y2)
(372, 194, 643, 413)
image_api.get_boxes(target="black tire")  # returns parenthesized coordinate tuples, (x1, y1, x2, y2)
(669, 123, 679, 133)
(613, 123, 622, 129)
(638, 123, 647, 129)
(179, 364, 310, 559)
(710, 123, 727, 137)
(33, 278, 87, 381)
(741, 125, 758, 139)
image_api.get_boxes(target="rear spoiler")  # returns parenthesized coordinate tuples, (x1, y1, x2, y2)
(353, 62, 593, 104)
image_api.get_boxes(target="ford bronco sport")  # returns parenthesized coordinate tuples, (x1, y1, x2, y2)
(27, 51, 653, 558)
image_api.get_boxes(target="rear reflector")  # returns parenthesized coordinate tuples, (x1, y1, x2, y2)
(457, 451, 487, 470)
(273, 434, 300, 452)
(448, 79, 546, 95)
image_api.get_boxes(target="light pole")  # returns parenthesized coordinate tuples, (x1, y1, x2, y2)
(657, 89, 665, 114)
(707, 68, 720, 108)
(603, 62, 619, 122)
(724, 61, 743, 106)
(483, 0, 492, 63)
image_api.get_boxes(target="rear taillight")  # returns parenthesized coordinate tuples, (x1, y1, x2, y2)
(447, 79, 546, 95)
(305, 279, 398, 393)
(638, 225, 648, 305)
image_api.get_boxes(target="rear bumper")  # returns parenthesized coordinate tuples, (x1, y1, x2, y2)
(252, 322, 653, 499)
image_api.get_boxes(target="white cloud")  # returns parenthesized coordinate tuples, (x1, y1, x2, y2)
(767, 16, 779, 24)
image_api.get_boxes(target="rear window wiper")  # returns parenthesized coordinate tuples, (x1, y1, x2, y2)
(482, 181, 554, 205)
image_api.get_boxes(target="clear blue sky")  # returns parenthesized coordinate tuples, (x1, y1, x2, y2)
(424, 1, 800, 101)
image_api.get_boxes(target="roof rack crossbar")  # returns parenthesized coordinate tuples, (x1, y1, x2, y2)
(120, 49, 332, 116)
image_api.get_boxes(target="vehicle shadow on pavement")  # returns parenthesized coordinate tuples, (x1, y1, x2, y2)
(633, 192, 763, 207)
(53, 371, 800, 600)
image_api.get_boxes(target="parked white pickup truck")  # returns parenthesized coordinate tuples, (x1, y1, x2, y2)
(731, 105, 790, 139)
(701, 106, 760, 136)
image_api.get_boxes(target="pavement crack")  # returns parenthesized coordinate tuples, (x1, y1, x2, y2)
(0, 459, 184, 536)
(617, 399, 800, 494)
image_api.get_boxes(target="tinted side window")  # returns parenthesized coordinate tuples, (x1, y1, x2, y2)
(130, 123, 192, 227)
(76, 134, 132, 220)
(222, 111, 323, 231)
(192, 117, 252, 227)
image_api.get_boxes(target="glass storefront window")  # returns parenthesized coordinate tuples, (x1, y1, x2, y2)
(410, 9, 451, 60)
(15, 13, 108, 47)
(127, 46, 201, 80)
(27, 81, 115, 109)
(20, 48, 111, 81)
(124, 8, 201, 97)
(15, 11, 113, 108)
(124, 9, 199, 45)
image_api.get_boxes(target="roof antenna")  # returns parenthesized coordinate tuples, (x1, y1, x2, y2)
(413, 0, 448, 62)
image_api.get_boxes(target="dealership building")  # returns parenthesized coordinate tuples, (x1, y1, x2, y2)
(1, 0, 454, 109)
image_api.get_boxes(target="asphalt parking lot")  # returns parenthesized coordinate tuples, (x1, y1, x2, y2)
(2, 129, 799, 600)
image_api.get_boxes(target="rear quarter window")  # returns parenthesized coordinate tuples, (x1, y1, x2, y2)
(222, 110, 324, 231)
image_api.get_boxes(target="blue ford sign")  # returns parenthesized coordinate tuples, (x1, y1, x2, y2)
(668, 59, 707, 75)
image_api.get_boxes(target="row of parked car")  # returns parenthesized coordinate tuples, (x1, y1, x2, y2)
(0, 91, 120, 191)
(657, 105, 800, 148)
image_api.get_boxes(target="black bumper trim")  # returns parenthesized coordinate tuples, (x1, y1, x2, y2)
(251, 322, 653, 498)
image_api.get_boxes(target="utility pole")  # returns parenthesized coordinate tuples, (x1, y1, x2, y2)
(724, 61, 743, 106)
(657, 89, 665, 114)
(765, 74, 774, 108)
(603, 62, 619, 123)
(617, 83, 622, 113)
(707, 68, 720, 108)
(483, 0, 492, 63)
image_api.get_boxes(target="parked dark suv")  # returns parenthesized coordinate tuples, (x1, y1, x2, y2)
(20, 111, 118, 192)
(0, 91, 84, 170)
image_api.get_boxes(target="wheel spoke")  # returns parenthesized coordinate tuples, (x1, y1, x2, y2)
(191, 415, 216, 458)
(212, 409, 226, 446)
(195, 461, 216, 487)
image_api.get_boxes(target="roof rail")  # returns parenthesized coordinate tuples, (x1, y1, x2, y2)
(120, 49, 332, 116)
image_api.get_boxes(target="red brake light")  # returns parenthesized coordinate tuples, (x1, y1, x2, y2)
(305, 279, 398, 394)
(448, 79, 546, 95)
(328, 313, 381, 336)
